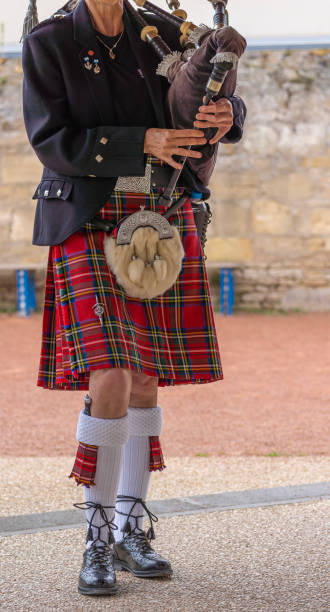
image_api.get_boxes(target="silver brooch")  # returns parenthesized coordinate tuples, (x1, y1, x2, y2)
(92, 296, 105, 325)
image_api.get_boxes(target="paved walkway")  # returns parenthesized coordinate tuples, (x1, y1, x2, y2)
(0, 458, 329, 610)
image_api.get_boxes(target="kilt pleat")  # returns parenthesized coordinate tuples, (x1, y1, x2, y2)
(37, 183, 223, 390)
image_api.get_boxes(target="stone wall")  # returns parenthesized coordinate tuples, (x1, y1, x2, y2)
(206, 48, 330, 311)
(0, 49, 329, 311)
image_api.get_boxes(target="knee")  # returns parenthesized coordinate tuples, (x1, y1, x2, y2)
(89, 368, 132, 418)
(129, 373, 158, 408)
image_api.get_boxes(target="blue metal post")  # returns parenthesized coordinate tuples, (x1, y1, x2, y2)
(16, 270, 36, 317)
(220, 268, 235, 315)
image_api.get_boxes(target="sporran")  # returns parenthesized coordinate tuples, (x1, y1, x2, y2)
(104, 205, 184, 299)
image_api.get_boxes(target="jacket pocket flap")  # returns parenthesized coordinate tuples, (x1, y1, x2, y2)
(32, 180, 73, 200)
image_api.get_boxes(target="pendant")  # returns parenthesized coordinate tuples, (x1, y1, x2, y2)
(109, 49, 116, 60)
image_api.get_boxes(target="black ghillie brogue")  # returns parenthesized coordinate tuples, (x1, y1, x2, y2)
(74, 501, 118, 596)
(113, 495, 173, 578)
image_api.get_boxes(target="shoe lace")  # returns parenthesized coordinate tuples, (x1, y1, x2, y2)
(73, 501, 118, 546)
(128, 531, 154, 553)
(116, 495, 159, 541)
(89, 543, 112, 568)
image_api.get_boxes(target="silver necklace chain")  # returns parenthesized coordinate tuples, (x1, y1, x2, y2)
(96, 30, 125, 60)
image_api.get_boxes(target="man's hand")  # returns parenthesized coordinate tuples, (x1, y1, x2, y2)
(194, 98, 234, 144)
(144, 128, 207, 170)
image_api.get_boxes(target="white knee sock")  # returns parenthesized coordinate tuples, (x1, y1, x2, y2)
(114, 405, 162, 541)
(75, 409, 129, 547)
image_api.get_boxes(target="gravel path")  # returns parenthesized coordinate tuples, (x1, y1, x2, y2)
(1, 456, 329, 517)
(1, 312, 329, 456)
(1, 501, 329, 611)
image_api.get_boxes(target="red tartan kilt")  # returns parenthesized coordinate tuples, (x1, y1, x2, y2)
(38, 183, 223, 390)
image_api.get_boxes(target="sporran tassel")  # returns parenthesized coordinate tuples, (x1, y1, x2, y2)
(20, 0, 39, 42)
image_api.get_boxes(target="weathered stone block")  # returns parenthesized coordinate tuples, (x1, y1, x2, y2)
(208, 202, 250, 237)
(307, 237, 326, 251)
(252, 199, 292, 234)
(278, 123, 325, 154)
(281, 288, 330, 311)
(310, 209, 330, 234)
(242, 125, 278, 156)
(209, 171, 259, 203)
(262, 173, 313, 203)
(205, 238, 254, 262)
(1, 155, 42, 184)
(302, 156, 330, 169)
(11, 208, 34, 243)
(240, 292, 264, 303)
(268, 268, 303, 281)
(252, 236, 306, 261)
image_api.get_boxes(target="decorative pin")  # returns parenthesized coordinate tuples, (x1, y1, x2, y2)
(92, 296, 105, 325)
(93, 59, 101, 74)
(83, 56, 93, 71)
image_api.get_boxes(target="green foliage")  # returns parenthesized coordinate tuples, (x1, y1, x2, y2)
(0, 75, 8, 93)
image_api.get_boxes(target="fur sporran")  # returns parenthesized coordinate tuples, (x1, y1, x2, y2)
(104, 206, 184, 300)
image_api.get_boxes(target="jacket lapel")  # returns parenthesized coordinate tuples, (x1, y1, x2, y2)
(73, 0, 114, 124)
(123, 9, 166, 128)
(73, 0, 166, 128)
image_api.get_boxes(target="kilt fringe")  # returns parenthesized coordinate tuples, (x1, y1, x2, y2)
(69, 436, 165, 485)
(149, 436, 166, 472)
(69, 442, 98, 487)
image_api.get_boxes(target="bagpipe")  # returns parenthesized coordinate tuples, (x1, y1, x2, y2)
(23, 0, 246, 192)
(107, 0, 246, 298)
(21, 0, 246, 299)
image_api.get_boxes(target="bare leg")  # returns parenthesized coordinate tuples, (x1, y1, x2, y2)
(89, 368, 133, 417)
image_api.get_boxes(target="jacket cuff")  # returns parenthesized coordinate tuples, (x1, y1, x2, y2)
(220, 96, 247, 144)
(87, 126, 148, 177)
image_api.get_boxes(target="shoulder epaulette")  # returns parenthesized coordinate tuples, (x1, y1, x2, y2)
(29, 12, 69, 36)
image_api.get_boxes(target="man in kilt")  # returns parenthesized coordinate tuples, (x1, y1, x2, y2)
(22, 0, 246, 596)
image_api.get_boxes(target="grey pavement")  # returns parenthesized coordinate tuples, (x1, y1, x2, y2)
(1, 458, 329, 610)
(0, 481, 329, 537)
(1, 499, 329, 611)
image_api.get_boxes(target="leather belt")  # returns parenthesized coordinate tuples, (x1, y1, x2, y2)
(114, 163, 186, 193)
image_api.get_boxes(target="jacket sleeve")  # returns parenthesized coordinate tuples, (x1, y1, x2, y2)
(22, 35, 147, 178)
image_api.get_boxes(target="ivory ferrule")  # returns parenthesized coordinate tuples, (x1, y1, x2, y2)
(180, 21, 196, 38)
(172, 9, 187, 19)
(141, 25, 158, 42)
(206, 78, 222, 94)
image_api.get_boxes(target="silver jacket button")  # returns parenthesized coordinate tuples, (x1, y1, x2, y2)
(44, 189, 49, 197)
(57, 189, 62, 197)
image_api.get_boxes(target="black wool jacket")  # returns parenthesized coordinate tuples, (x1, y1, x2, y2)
(22, 0, 246, 246)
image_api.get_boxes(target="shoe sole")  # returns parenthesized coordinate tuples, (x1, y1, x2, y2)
(113, 559, 173, 578)
(78, 584, 118, 596)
